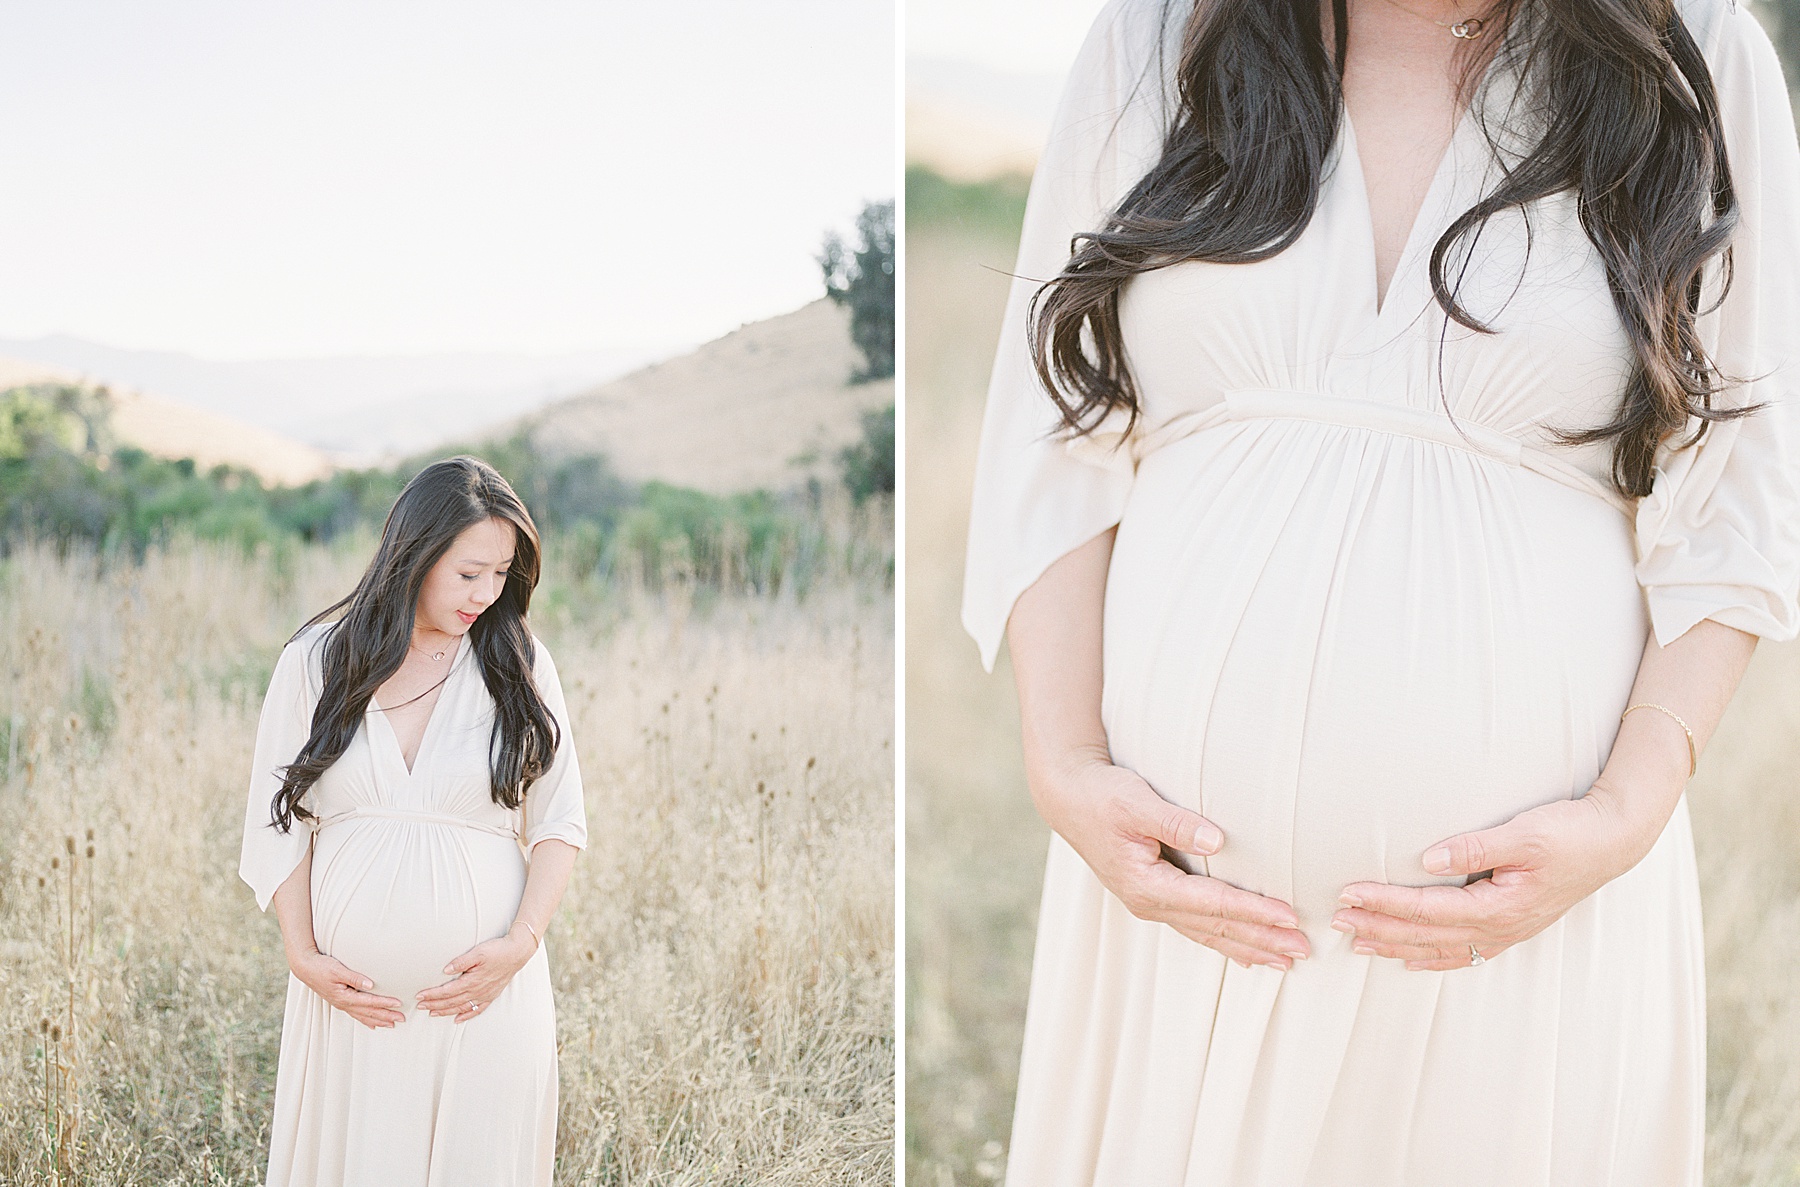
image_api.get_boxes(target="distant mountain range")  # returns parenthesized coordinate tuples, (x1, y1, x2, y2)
(0, 335, 677, 466)
(0, 298, 888, 495)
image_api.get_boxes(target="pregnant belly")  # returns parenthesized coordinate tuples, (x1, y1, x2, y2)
(1102, 422, 1648, 924)
(310, 822, 525, 1007)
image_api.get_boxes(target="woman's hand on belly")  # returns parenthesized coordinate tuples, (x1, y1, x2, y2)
(1330, 792, 1642, 970)
(1333, 620, 1757, 970)
(272, 844, 407, 1027)
(1007, 531, 1308, 969)
(415, 929, 537, 1022)
(290, 949, 408, 1029)
(1042, 757, 1312, 970)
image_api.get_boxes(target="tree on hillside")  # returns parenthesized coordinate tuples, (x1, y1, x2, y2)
(819, 199, 895, 381)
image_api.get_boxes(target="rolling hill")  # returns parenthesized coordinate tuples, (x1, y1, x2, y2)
(516, 298, 893, 495)
(0, 355, 333, 487)
(2, 296, 889, 496)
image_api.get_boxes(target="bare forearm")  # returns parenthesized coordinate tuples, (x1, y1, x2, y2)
(270, 841, 318, 964)
(1592, 617, 1758, 862)
(513, 839, 579, 940)
(1007, 527, 1117, 812)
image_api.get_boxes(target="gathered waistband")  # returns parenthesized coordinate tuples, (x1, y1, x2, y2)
(315, 806, 519, 841)
(1130, 388, 1633, 516)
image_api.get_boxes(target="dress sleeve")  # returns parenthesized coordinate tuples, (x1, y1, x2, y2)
(959, 0, 1179, 673)
(1634, 1, 1800, 646)
(523, 637, 588, 854)
(238, 635, 319, 913)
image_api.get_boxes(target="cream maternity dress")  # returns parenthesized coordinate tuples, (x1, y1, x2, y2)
(238, 621, 588, 1187)
(962, 0, 1800, 1183)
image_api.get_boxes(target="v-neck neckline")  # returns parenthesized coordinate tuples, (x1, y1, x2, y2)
(369, 634, 470, 778)
(1339, 105, 1464, 320)
(1336, 46, 1507, 326)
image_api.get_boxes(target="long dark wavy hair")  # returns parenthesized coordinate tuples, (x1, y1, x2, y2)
(1031, 0, 1756, 497)
(269, 456, 559, 831)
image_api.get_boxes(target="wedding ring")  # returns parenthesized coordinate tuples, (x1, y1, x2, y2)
(468, 1000, 479, 1011)
(1468, 944, 1487, 967)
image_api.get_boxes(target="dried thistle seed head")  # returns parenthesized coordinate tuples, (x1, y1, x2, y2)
(806, 756, 816, 770)
(84, 828, 94, 841)
(39, 1018, 48, 1033)
(37, 876, 45, 888)
(49, 1025, 60, 1042)
(65, 836, 75, 855)
(585, 950, 596, 961)
(50, 858, 59, 870)
(65, 714, 80, 733)
(85, 845, 94, 859)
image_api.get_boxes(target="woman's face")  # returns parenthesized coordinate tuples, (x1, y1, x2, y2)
(414, 515, 517, 639)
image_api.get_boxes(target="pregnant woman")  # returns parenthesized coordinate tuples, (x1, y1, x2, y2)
(963, 0, 1800, 1182)
(238, 456, 587, 1186)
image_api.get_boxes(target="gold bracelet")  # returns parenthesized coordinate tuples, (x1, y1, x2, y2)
(510, 919, 541, 951)
(1620, 703, 1698, 778)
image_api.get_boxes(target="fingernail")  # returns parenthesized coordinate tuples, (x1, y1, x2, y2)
(1423, 847, 1452, 875)
(1283, 948, 1307, 960)
(1338, 892, 1362, 908)
(1353, 943, 1376, 956)
(1405, 962, 1425, 971)
(1194, 822, 1223, 853)
(1330, 917, 1355, 934)
(362, 980, 373, 990)
(444, 966, 454, 974)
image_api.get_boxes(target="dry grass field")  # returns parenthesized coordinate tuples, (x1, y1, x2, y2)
(0, 519, 894, 1185)
(904, 201, 1800, 1186)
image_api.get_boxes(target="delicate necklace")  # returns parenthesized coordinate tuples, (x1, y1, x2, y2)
(1374, 0, 1489, 38)
(372, 637, 456, 715)
(374, 670, 452, 713)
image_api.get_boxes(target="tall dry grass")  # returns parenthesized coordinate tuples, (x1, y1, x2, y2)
(904, 210, 1800, 1186)
(0, 521, 894, 1186)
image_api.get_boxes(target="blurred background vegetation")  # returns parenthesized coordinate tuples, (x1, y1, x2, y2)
(0, 380, 884, 594)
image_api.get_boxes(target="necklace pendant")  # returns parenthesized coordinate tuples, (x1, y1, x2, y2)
(1450, 17, 1483, 38)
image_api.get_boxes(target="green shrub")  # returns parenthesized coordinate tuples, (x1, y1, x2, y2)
(840, 403, 894, 504)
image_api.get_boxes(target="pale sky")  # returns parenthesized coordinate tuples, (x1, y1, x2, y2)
(908, 0, 1108, 76)
(0, 1, 894, 359)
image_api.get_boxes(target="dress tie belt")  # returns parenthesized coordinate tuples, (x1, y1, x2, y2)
(1126, 388, 1633, 516)
(315, 806, 519, 840)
